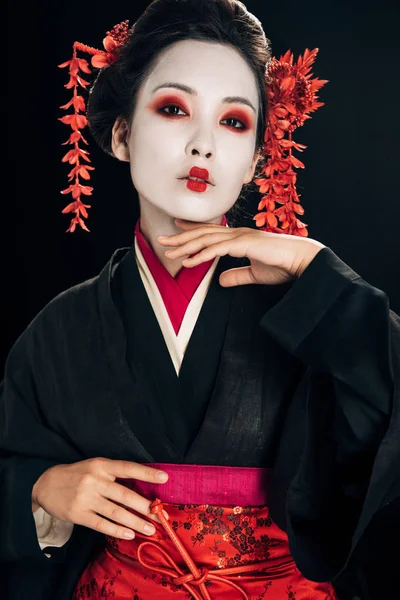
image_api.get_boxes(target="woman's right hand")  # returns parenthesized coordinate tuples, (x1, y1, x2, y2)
(31, 458, 169, 540)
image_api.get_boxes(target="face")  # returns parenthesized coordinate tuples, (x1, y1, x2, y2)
(113, 39, 260, 223)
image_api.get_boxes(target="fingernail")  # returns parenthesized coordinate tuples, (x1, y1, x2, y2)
(156, 471, 168, 482)
(162, 510, 169, 520)
(158, 235, 167, 239)
(144, 524, 156, 535)
(124, 530, 135, 539)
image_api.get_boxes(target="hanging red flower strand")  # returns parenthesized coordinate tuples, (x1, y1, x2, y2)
(253, 48, 328, 237)
(58, 21, 130, 232)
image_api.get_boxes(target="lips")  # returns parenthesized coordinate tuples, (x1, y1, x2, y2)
(178, 165, 213, 192)
(186, 179, 208, 193)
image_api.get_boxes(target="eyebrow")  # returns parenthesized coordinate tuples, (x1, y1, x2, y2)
(151, 82, 256, 114)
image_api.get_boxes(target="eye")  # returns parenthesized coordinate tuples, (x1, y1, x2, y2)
(157, 104, 248, 130)
(159, 104, 187, 117)
(221, 117, 246, 130)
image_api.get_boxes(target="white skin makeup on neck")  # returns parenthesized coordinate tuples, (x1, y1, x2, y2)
(112, 39, 261, 277)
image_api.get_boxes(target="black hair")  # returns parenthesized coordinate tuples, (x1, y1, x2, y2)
(87, 0, 272, 223)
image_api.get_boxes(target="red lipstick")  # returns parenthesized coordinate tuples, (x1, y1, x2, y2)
(183, 166, 211, 193)
(186, 179, 207, 192)
(189, 166, 209, 181)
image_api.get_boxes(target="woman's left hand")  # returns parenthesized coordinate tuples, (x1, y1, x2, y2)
(157, 218, 326, 286)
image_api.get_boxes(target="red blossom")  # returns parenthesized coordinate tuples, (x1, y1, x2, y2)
(62, 200, 91, 218)
(91, 52, 112, 69)
(62, 131, 89, 145)
(66, 215, 90, 233)
(61, 147, 91, 164)
(67, 164, 95, 181)
(61, 182, 93, 199)
(60, 95, 86, 111)
(253, 48, 328, 237)
(90, 34, 123, 68)
(58, 57, 91, 75)
(59, 113, 88, 131)
(64, 74, 90, 89)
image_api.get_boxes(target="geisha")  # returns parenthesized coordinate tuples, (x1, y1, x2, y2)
(1, 1, 398, 599)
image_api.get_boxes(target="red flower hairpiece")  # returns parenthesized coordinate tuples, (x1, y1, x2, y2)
(58, 20, 131, 232)
(253, 48, 328, 237)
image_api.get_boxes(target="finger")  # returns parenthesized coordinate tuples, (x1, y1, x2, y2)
(99, 459, 168, 484)
(157, 225, 234, 246)
(100, 480, 165, 524)
(219, 266, 258, 287)
(181, 239, 247, 267)
(79, 509, 137, 540)
(220, 265, 294, 286)
(164, 231, 238, 258)
(96, 498, 157, 536)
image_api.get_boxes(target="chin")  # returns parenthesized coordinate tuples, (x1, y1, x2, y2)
(170, 202, 226, 224)
(168, 207, 215, 224)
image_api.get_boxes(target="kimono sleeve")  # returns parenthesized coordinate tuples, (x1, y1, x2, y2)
(0, 318, 83, 564)
(259, 247, 400, 582)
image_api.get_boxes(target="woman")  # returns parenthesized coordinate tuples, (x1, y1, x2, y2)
(1, 1, 398, 599)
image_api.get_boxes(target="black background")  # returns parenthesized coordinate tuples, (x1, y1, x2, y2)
(3, 2, 400, 595)
(5, 0, 399, 374)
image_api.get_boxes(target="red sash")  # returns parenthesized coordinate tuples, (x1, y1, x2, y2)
(73, 464, 336, 600)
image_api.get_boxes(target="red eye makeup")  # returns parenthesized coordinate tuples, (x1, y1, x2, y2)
(149, 94, 189, 115)
(222, 108, 254, 131)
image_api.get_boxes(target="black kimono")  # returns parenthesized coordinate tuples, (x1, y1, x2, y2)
(0, 245, 399, 600)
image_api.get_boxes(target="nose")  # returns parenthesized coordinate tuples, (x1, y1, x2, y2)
(188, 146, 213, 159)
(186, 128, 215, 160)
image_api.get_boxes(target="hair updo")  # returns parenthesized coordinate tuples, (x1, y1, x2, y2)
(87, 0, 271, 157)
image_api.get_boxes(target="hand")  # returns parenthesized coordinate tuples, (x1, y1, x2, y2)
(157, 219, 326, 286)
(31, 458, 169, 540)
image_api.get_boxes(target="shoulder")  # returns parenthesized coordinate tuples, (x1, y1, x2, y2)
(10, 247, 130, 353)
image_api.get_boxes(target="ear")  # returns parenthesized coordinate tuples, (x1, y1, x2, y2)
(243, 151, 262, 184)
(111, 117, 131, 162)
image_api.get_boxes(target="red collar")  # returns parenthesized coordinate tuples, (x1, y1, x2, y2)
(134, 216, 227, 334)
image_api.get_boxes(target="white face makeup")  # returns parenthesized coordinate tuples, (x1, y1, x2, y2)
(120, 39, 260, 225)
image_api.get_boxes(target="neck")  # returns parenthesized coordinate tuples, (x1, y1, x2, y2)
(138, 202, 224, 277)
